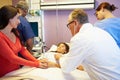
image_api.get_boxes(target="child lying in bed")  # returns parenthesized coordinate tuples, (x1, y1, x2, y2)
(40, 42, 69, 63)
(40, 42, 84, 70)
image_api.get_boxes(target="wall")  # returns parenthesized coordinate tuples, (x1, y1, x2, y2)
(0, 0, 12, 8)
(43, 0, 120, 50)
(43, 10, 72, 50)
(0, 0, 23, 7)
(13, 0, 29, 6)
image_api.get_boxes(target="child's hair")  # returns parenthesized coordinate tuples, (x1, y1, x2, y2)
(57, 42, 69, 53)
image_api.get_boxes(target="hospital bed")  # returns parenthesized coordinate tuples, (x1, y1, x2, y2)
(0, 45, 91, 80)
(1, 66, 91, 80)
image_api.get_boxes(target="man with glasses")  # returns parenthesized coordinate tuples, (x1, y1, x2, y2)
(59, 9, 120, 80)
(16, 0, 35, 54)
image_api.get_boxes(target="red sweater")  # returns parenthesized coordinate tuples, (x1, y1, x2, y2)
(0, 32, 39, 77)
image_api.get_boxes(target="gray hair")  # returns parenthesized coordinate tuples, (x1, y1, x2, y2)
(16, 0, 28, 10)
(70, 9, 89, 24)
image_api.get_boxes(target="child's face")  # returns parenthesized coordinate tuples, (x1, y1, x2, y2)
(57, 44, 66, 54)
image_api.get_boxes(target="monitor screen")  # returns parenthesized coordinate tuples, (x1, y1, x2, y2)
(29, 22, 39, 37)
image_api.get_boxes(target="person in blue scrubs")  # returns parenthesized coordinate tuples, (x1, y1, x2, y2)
(16, 0, 35, 54)
(94, 2, 120, 48)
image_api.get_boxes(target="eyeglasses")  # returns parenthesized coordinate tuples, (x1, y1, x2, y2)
(23, 9, 28, 13)
(67, 21, 74, 28)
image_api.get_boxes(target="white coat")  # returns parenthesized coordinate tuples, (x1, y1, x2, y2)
(60, 23, 120, 80)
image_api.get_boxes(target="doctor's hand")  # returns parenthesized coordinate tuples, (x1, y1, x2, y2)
(77, 65, 84, 71)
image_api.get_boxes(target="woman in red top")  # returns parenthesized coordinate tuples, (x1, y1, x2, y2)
(0, 5, 48, 77)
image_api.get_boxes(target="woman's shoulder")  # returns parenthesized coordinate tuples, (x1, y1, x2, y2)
(0, 32, 6, 40)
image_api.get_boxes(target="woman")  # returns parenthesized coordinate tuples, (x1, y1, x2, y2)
(0, 5, 48, 77)
(94, 2, 120, 48)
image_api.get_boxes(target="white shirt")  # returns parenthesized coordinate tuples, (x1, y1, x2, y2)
(60, 23, 120, 80)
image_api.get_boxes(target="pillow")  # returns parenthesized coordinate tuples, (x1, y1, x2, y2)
(66, 42, 71, 47)
(47, 45, 57, 52)
(47, 42, 70, 52)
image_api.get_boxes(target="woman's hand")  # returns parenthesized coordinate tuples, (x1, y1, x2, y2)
(38, 58, 48, 69)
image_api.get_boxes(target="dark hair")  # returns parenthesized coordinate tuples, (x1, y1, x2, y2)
(0, 5, 18, 29)
(70, 9, 89, 24)
(0, 5, 24, 45)
(96, 2, 118, 12)
(57, 42, 69, 53)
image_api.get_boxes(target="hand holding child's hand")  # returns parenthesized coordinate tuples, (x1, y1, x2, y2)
(39, 58, 48, 69)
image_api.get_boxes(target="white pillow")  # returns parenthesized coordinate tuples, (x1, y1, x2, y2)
(47, 45, 57, 52)
(47, 43, 70, 52)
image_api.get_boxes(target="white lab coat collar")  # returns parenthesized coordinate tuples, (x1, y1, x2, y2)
(79, 23, 93, 33)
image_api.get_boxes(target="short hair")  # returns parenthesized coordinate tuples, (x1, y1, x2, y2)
(96, 2, 118, 12)
(57, 42, 69, 53)
(16, 0, 28, 11)
(69, 8, 89, 24)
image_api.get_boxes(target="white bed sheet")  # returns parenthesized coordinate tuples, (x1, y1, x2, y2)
(2, 46, 91, 80)
(3, 66, 91, 80)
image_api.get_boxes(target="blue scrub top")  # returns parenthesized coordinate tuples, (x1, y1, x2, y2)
(94, 18, 120, 48)
(17, 16, 35, 43)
